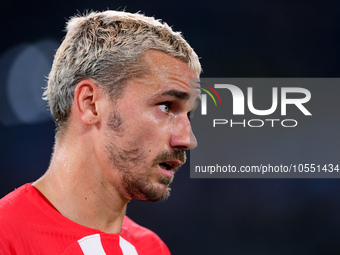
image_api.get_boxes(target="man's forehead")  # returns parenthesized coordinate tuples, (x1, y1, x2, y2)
(142, 50, 197, 81)
(121, 51, 198, 101)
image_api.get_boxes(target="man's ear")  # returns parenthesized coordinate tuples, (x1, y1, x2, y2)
(74, 80, 101, 125)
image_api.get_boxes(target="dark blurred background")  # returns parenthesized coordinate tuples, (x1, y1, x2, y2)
(1, 1, 340, 254)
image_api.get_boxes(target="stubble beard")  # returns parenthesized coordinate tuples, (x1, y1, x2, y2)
(105, 110, 186, 202)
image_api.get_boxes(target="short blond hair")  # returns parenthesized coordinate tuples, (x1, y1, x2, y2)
(44, 10, 201, 131)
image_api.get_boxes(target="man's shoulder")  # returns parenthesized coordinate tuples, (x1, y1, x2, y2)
(0, 183, 41, 234)
(0, 184, 33, 215)
(0, 184, 40, 252)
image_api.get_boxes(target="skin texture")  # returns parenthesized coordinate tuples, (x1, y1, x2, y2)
(33, 50, 200, 234)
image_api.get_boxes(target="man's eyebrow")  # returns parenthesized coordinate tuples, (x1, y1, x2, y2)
(154, 90, 190, 100)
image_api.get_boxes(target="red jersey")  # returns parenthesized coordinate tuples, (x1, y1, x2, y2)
(0, 184, 171, 255)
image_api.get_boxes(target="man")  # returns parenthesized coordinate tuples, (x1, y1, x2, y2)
(0, 10, 201, 254)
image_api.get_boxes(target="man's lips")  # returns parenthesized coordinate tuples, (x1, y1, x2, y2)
(159, 160, 183, 171)
(158, 159, 184, 178)
(153, 150, 186, 178)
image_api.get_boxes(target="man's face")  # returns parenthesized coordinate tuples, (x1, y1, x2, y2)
(101, 50, 199, 202)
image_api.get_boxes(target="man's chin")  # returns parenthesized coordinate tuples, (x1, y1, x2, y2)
(160, 176, 173, 185)
(132, 185, 171, 202)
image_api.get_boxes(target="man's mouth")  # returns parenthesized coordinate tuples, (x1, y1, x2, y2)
(158, 160, 182, 172)
(159, 162, 174, 170)
(154, 150, 186, 177)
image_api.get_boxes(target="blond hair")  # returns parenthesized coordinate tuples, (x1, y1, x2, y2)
(44, 10, 201, 131)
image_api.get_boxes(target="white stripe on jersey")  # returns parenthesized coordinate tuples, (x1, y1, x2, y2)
(78, 234, 107, 255)
(77, 234, 138, 255)
(119, 236, 139, 255)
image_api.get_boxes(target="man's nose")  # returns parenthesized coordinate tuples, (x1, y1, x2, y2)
(170, 115, 198, 150)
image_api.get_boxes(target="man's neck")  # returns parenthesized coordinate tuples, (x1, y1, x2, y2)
(32, 137, 129, 234)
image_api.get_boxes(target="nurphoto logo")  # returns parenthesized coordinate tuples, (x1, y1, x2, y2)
(190, 78, 339, 179)
(196, 80, 312, 128)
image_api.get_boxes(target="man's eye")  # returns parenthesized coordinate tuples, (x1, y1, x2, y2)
(158, 103, 171, 113)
